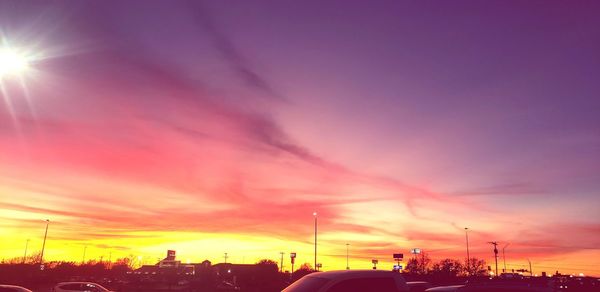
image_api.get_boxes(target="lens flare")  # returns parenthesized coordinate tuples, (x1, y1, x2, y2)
(0, 47, 31, 77)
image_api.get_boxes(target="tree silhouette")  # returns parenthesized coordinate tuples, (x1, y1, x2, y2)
(292, 262, 314, 281)
(0, 251, 42, 265)
(465, 257, 487, 276)
(431, 258, 463, 278)
(256, 259, 278, 268)
(405, 252, 432, 275)
(251, 259, 281, 292)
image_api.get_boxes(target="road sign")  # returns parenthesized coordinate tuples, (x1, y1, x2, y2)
(410, 248, 421, 254)
(393, 253, 403, 259)
(372, 259, 378, 264)
(290, 252, 296, 258)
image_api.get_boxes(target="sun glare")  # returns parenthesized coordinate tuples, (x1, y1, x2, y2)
(0, 47, 31, 77)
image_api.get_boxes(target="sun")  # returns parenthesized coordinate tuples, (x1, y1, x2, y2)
(0, 47, 31, 78)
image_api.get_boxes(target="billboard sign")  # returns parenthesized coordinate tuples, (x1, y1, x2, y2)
(410, 248, 421, 254)
(393, 253, 403, 259)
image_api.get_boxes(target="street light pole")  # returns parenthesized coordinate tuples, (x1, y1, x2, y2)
(465, 228, 470, 275)
(346, 243, 350, 270)
(279, 252, 285, 272)
(82, 245, 87, 264)
(313, 212, 317, 270)
(502, 243, 510, 273)
(23, 239, 30, 264)
(40, 219, 49, 266)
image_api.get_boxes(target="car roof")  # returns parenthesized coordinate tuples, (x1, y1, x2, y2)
(307, 270, 401, 280)
(0, 285, 33, 292)
(425, 285, 465, 291)
(57, 282, 100, 285)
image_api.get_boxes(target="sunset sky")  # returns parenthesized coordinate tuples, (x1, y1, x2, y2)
(1, 1, 599, 275)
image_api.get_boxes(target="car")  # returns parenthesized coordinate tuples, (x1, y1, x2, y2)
(53, 282, 113, 292)
(0, 285, 33, 292)
(282, 270, 409, 292)
(424, 285, 465, 292)
(407, 281, 433, 291)
(459, 281, 553, 292)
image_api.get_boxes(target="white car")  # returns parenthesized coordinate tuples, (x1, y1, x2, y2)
(283, 270, 409, 292)
(0, 285, 33, 292)
(53, 282, 113, 292)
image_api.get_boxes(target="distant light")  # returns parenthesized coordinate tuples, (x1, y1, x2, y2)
(534, 274, 538, 277)
(313, 212, 317, 216)
(579, 273, 584, 277)
(0, 47, 31, 77)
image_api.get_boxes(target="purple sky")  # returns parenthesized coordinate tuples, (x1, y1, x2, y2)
(1, 0, 599, 273)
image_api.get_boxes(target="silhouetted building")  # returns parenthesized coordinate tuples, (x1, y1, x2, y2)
(133, 250, 211, 277)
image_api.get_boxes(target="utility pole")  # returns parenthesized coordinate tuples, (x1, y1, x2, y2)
(528, 259, 533, 276)
(40, 219, 50, 267)
(23, 239, 30, 264)
(279, 252, 285, 272)
(465, 228, 470, 275)
(488, 241, 499, 277)
(108, 252, 112, 269)
(346, 243, 350, 270)
(224, 253, 229, 264)
(502, 243, 510, 273)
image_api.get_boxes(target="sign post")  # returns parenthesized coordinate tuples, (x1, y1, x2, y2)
(290, 252, 296, 279)
(393, 253, 404, 269)
(372, 259, 378, 270)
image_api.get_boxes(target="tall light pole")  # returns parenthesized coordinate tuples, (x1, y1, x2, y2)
(464, 228, 470, 275)
(23, 239, 30, 264)
(346, 243, 350, 270)
(40, 219, 50, 267)
(82, 245, 87, 264)
(502, 243, 510, 273)
(313, 212, 318, 271)
(279, 252, 285, 272)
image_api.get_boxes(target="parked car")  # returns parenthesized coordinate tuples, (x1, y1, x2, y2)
(0, 285, 33, 292)
(425, 285, 465, 292)
(53, 282, 113, 292)
(407, 281, 433, 291)
(282, 270, 409, 292)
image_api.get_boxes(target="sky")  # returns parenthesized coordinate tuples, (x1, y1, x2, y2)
(0, 0, 599, 275)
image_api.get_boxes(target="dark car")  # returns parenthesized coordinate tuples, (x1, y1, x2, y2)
(283, 270, 409, 292)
